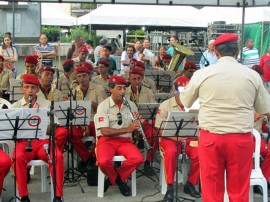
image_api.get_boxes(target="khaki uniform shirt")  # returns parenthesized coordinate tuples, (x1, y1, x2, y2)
(155, 96, 183, 130)
(125, 85, 155, 104)
(16, 72, 38, 80)
(73, 57, 94, 68)
(73, 82, 107, 121)
(0, 69, 13, 91)
(69, 72, 76, 83)
(37, 87, 63, 102)
(181, 56, 270, 134)
(143, 76, 157, 93)
(95, 96, 137, 138)
(58, 74, 73, 100)
(92, 75, 109, 88)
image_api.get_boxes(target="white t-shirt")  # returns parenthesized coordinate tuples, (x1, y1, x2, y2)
(120, 51, 139, 71)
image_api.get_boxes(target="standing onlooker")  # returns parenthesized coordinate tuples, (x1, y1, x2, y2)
(99, 44, 117, 75)
(66, 35, 85, 60)
(260, 44, 270, 92)
(134, 40, 141, 55)
(139, 38, 155, 70)
(85, 39, 95, 63)
(181, 33, 270, 202)
(238, 38, 260, 68)
(120, 45, 139, 73)
(94, 38, 107, 66)
(0, 34, 18, 77)
(199, 39, 218, 69)
(34, 34, 55, 67)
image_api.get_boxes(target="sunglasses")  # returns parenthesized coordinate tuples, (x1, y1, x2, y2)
(117, 112, 122, 125)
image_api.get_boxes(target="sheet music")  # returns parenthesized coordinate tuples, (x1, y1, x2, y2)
(137, 103, 160, 120)
(145, 70, 175, 87)
(155, 93, 174, 103)
(0, 108, 49, 140)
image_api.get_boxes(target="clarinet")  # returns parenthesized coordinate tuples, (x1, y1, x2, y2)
(122, 96, 153, 150)
(25, 95, 33, 152)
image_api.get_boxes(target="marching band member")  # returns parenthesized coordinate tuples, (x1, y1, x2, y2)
(12, 74, 64, 202)
(58, 59, 75, 100)
(91, 60, 110, 89)
(16, 55, 39, 80)
(155, 76, 200, 201)
(181, 33, 270, 202)
(125, 67, 158, 176)
(95, 75, 144, 196)
(175, 61, 197, 80)
(0, 149, 11, 198)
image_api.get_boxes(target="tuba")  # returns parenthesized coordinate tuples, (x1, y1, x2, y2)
(167, 43, 194, 72)
(76, 88, 89, 136)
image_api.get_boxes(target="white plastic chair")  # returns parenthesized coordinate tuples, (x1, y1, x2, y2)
(224, 129, 268, 202)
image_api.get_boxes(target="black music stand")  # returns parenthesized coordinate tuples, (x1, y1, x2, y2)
(155, 93, 174, 103)
(54, 100, 91, 185)
(157, 111, 198, 202)
(9, 80, 22, 103)
(137, 103, 160, 181)
(144, 70, 175, 92)
(0, 108, 48, 202)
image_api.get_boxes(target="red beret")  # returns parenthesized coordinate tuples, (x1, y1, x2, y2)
(135, 61, 145, 69)
(184, 61, 197, 70)
(129, 67, 144, 77)
(212, 33, 238, 46)
(76, 66, 91, 75)
(83, 62, 93, 71)
(22, 74, 40, 86)
(62, 59, 74, 66)
(79, 46, 89, 54)
(175, 76, 189, 87)
(163, 54, 172, 60)
(0, 55, 4, 61)
(98, 60, 110, 67)
(109, 76, 127, 86)
(130, 58, 137, 62)
(39, 66, 55, 74)
(252, 65, 264, 75)
(24, 55, 38, 65)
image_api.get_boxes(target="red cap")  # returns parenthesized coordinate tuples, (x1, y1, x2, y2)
(184, 61, 197, 70)
(0, 55, 4, 61)
(129, 67, 144, 77)
(39, 66, 55, 74)
(24, 55, 38, 65)
(109, 76, 127, 86)
(252, 65, 264, 75)
(98, 59, 110, 67)
(175, 76, 189, 87)
(22, 74, 40, 86)
(130, 58, 137, 62)
(62, 59, 74, 66)
(76, 66, 91, 75)
(163, 54, 172, 60)
(135, 61, 145, 69)
(83, 62, 94, 71)
(212, 33, 238, 46)
(79, 46, 89, 54)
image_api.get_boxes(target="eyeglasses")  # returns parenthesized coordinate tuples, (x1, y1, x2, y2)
(117, 113, 122, 125)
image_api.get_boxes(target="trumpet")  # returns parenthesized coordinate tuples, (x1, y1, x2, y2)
(122, 96, 152, 150)
(25, 95, 33, 152)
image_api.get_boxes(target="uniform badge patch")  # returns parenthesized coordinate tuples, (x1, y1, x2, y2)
(99, 117, 104, 122)
(157, 109, 161, 114)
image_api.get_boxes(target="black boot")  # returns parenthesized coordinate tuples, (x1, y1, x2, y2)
(163, 189, 174, 202)
(104, 177, 111, 193)
(78, 156, 96, 172)
(116, 176, 131, 197)
(183, 181, 201, 198)
(21, 195, 30, 202)
(54, 197, 62, 202)
(143, 161, 155, 176)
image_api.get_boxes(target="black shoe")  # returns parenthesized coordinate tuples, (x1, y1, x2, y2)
(144, 161, 155, 176)
(254, 185, 263, 195)
(27, 168, 31, 184)
(21, 195, 30, 202)
(54, 197, 62, 202)
(183, 181, 201, 198)
(78, 156, 96, 172)
(116, 176, 131, 197)
(163, 189, 174, 202)
(104, 177, 111, 193)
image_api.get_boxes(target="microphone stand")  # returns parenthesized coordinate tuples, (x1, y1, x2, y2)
(191, 40, 210, 67)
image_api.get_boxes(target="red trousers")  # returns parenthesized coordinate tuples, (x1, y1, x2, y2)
(159, 138, 199, 185)
(199, 130, 254, 202)
(96, 137, 144, 185)
(54, 123, 96, 162)
(0, 150, 11, 196)
(143, 120, 158, 162)
(12, 140, 64, 197)
(260, 137, 270, 182)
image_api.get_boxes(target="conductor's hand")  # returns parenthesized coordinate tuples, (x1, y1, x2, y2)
(127, 121, 140, 133)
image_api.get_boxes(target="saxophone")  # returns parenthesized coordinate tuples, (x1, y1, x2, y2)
(76, 88, 89, 136)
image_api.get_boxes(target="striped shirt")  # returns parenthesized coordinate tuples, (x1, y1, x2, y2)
(34, 43, 55, 67)
(238, 47, 260, 68)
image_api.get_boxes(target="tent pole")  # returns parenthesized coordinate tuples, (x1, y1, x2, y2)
(240, 0, 246, 63)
